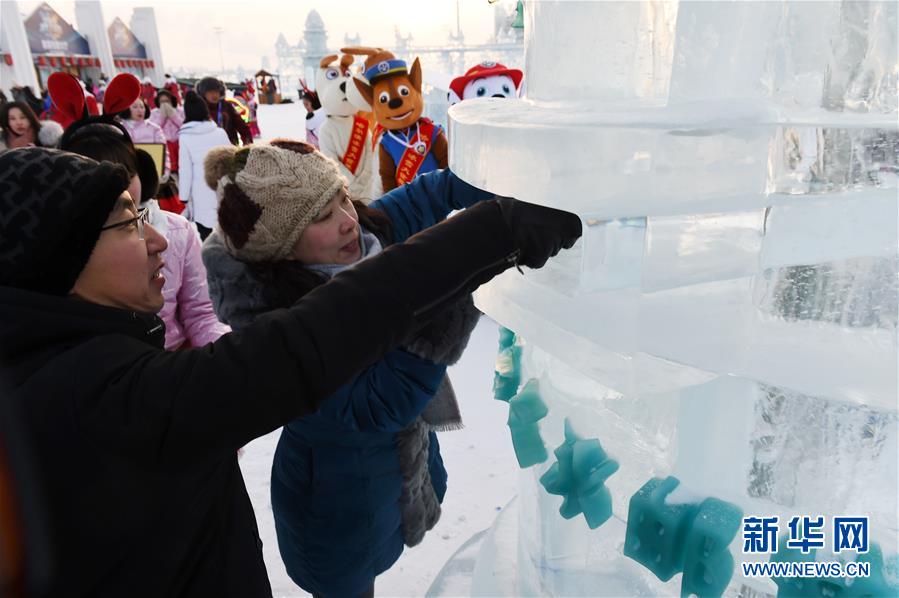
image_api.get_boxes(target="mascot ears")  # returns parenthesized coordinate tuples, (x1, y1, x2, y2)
(47, 72, 88, 123)
(103, 73, 141, 114)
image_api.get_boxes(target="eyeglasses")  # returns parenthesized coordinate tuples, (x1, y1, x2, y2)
(100, 206, 150, 240)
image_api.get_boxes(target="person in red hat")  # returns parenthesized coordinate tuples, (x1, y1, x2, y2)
(448, 61, 523, 105)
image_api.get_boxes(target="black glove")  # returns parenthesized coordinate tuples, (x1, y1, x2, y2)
(495, 197, 582, 269)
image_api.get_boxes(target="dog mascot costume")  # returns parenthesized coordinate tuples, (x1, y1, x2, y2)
(447, 60, 523, 106)
(315, 53, 376, 202)
(343, 47, 448, 193)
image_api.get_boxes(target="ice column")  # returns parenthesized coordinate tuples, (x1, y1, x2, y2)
(449, 1, 898, 596)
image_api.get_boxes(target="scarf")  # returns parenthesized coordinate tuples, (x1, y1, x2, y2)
(307, 226, 474, 546)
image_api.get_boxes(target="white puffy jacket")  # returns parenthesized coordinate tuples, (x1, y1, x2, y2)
(178, 120, 230, 229)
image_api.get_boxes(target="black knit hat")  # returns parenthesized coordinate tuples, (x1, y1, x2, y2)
(0, 147, 132, 295)
(196, 76, 225, 96)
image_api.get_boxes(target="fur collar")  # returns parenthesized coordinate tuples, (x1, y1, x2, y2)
(201, 231, 273, 330)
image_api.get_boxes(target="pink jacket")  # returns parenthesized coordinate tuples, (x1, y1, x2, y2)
(121, 118, 171, 175)
(122, 118, 166, 144)
(151, 203, 231, 349)
(149, 106, 185, 142)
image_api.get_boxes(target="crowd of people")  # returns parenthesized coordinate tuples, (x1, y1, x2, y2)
(0, 73, 260, 226)
(0, 68, 582, 598)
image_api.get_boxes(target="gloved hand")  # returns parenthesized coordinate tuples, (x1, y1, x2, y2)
(495, 197, 582, 269)
(161, 102, 176, 118)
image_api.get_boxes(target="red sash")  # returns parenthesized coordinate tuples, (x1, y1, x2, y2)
(371, 123, 384, 151)
(340, 115, 370, 175)
(395, 120, 436, 186)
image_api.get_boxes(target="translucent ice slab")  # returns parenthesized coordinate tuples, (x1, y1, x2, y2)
(449, 103, 897, 218)
(476, 254, 897, 408)
(453, 0, 898, 595)
(492, 344, 899, 597)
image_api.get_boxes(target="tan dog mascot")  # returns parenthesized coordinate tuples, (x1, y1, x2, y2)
(342, 47, 448, 192)
(316, 53, 376, 202)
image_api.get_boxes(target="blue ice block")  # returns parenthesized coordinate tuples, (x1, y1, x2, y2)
(849, 545, 898, 597)
(493, 328, 522, 403)
(624, 476, 698, 581)
(772, 542, 898, 597)
(497, 326, 515, 350)
(680, 498, 743, 597)
(509, 423, 548, 468)
(771, 538, 819, 597)
(624, 476, 742, 597)
(507, 379, 549, 422)
(507, 379, 549, 467)
(539, 418, 619, 529)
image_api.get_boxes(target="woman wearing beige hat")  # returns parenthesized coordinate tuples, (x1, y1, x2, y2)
(200, 139, 578, 597)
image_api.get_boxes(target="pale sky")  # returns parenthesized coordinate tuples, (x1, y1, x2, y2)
(18, 0, 512, 72)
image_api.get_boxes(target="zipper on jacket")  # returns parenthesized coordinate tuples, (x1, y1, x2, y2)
(132, 311, 164, 336)
(412, 249, 520, 319)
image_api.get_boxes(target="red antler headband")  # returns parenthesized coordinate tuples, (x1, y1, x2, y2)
(102, 73, 142, 114)
(47, 72, 88, 129)
(48, 72, 142, 130)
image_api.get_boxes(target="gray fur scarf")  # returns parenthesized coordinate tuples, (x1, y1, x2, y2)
(398, 294, 481, 547)
(202, 228, 482, 548)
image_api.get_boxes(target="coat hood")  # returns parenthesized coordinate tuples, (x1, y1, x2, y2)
(179, 120, 219, 135)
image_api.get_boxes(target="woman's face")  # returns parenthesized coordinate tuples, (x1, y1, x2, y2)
(302, 98, 313, 113)
(291, 188, 361, 265)
(159, 95, 172, 108)
(7, 107, 31, 135)
(203, 90, 221, 104)
(129, 99, 146, 121)
(70, 192, 168, 313)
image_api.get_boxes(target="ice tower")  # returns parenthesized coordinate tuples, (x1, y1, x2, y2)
(446, 1, 898, 596)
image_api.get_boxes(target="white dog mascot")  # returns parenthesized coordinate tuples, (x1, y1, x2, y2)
(316, 53, 375, 202)
(447, 61, 523, 106)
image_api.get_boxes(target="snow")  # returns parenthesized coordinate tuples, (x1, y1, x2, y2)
(240, 317, 519, 597)
(255, 103, 308, 143)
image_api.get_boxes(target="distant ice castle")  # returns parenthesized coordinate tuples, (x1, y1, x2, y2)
(273, 4, 524, 125)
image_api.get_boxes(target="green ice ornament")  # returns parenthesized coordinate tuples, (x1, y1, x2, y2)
(771, 541, 898, 597)
(493, 327, 521, 402)
(680, 498, 743, 597)
(539, 418, 619, 529)
(497, 326, 515, 350)
(507, 379, 548, 467)
(623, 476, 742, 597)
(845, 545, 898, 598)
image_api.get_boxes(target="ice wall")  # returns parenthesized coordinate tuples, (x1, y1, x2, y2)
(448, 1, 898, 596)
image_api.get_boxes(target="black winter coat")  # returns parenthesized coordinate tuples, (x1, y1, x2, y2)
(206, 98, 253, 145)
(0, 197, 518, 597)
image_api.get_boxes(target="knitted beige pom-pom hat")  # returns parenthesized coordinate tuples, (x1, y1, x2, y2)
(206, 139, 347, 262)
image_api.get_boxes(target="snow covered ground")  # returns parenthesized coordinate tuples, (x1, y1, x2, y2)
(239, 317, 519, 597)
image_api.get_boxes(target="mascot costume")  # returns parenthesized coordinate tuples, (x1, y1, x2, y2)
(315, 54, 375, 201)
(342, 47, 448, 192)
(447, 60, 522, 106)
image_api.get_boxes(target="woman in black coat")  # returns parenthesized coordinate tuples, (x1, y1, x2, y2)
(0, 146, 580, 597)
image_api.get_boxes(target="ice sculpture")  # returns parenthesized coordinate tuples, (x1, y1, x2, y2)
(540, 418, 619, 530)
(507, 379, 550, 468)
(445, 1, 898, 596)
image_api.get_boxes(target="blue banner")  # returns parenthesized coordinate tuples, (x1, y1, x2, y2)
(108, 18, 147, 59)
(24, 2, 90, 56)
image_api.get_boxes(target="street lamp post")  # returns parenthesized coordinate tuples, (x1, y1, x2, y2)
(213, 26, 225, 75)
